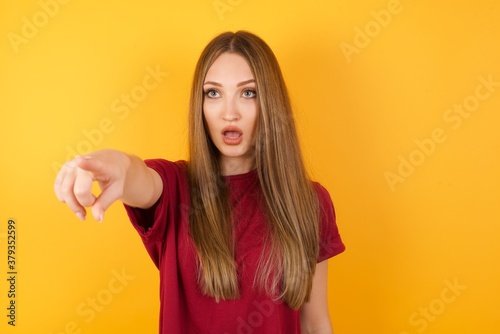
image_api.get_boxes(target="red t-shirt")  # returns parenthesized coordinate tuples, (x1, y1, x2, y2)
(124, 159, 345, 334)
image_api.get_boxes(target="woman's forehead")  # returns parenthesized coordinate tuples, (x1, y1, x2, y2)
(205, 53, 254, 84)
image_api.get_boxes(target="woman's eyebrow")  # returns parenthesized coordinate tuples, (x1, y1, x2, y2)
(203, 79, 255, 87)
(203, 81, 222, 86)
(237, 79, 255, 87)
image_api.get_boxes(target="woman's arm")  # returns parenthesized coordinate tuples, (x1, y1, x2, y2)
(54, 149, 162, 222)
(300, 261, 334, 334)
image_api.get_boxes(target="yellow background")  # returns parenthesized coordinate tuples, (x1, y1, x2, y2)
(1, 0, 499, 333)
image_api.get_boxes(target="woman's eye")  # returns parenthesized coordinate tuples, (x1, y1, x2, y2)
(242, 90, 257, 98)
(205, 90, 220, 98)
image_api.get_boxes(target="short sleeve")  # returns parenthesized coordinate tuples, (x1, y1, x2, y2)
(123, 159, 188, 267)
(314, 182, 346, 262)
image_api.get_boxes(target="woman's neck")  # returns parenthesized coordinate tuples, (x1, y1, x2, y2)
(219, 156, 255, 176)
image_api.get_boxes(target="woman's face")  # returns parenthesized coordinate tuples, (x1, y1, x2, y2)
(203, 52, 259, 175)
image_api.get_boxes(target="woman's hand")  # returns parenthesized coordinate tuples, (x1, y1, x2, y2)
(54, 149, 131, 222)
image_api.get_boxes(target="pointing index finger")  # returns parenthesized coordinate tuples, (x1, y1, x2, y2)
(75, 155, 106, 176)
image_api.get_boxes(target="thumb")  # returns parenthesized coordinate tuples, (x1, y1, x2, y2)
(90, 182, 124, 222)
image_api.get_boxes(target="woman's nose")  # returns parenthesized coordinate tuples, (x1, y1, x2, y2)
(222, 98, 240, 121)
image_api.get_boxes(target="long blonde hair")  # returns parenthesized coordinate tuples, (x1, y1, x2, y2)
(187, 31, 319, 309)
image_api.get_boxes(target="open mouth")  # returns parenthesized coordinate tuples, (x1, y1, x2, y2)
(221, 126, 243, 144)
(224, 131, 241, 139)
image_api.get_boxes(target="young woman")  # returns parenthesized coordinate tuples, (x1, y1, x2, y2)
(54, 31, 345, 334)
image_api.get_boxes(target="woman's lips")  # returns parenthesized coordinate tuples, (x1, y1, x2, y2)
(222, 126, 243, 145)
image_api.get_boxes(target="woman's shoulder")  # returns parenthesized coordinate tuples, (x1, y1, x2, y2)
(143, 158, 188, 178)
(143, 158, 187, 169)
(310, 181, 332, 200)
